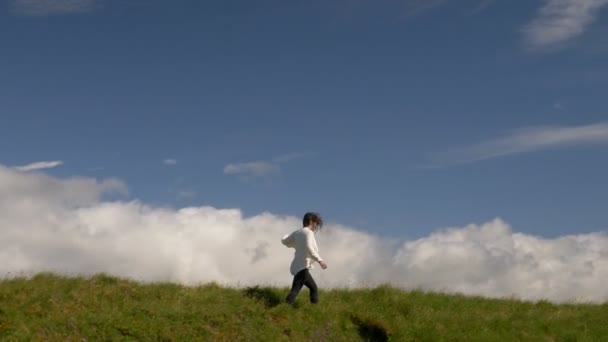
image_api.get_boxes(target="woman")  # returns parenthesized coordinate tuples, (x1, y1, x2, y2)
(281, 212, 328, 304)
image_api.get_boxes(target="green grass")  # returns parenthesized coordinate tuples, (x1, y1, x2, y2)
(0, 273, 606, 341)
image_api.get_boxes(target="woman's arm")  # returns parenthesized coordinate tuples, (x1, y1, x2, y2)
(281, 233, 295, 248)
(305, 230, 323, 263)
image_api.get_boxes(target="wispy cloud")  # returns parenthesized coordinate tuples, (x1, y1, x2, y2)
(223, 161, 280, 177)
(403, 0, 448, 16)
(224, 152, 309, 181)
(429, 122, 608, 166)
(177, 190, 197, 199)
(272, 152, 310, 163)
(15, 160, 64, 172)
(11, 0, 99, 16)
(2, 165, 608, 303)
(404, 0, 495, 16)
(523, 0, 608, 49)
(471, 0, 496, 14)
(163, 159, 177, 166)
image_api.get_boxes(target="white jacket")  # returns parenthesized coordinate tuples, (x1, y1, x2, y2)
(281, 226, 323, 275)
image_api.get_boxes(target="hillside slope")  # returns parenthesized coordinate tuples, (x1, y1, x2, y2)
(0, 273, 606, 341)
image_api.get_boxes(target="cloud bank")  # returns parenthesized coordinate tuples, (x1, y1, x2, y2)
(429, 122, 608, 166)
(1, 165, 608, 303)
(11, 0, 99, 16)
(523, 0, 608, 48)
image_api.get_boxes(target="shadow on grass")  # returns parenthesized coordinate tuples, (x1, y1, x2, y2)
(350, 314, 389, 342)
(243, 286, 282, 308)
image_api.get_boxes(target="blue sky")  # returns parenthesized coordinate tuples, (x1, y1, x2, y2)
(1, 0, 607, 239)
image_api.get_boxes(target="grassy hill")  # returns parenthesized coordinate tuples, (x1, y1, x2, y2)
(0, 273, 606, 341)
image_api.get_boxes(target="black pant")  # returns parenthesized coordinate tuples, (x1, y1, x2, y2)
(286, 268, 318, 304)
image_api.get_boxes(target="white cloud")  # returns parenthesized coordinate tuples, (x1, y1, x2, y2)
(163, 159, 177, 166)
(1, 165, 608, 303)
(14, 160, 64, 172)
(429, 122, 608, 166)
(523, 0, 608, 49)
(11, 0, 99, 16)
(1, 165, 127, 207)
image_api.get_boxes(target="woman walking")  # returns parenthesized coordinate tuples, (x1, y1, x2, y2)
(281, 212, 328, 304)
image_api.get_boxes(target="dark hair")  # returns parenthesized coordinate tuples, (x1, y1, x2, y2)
(303, 212, 323, 228)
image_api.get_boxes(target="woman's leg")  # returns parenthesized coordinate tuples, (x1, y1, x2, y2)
(304, 270, 319, 303)
(286, 269, 308, 304)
